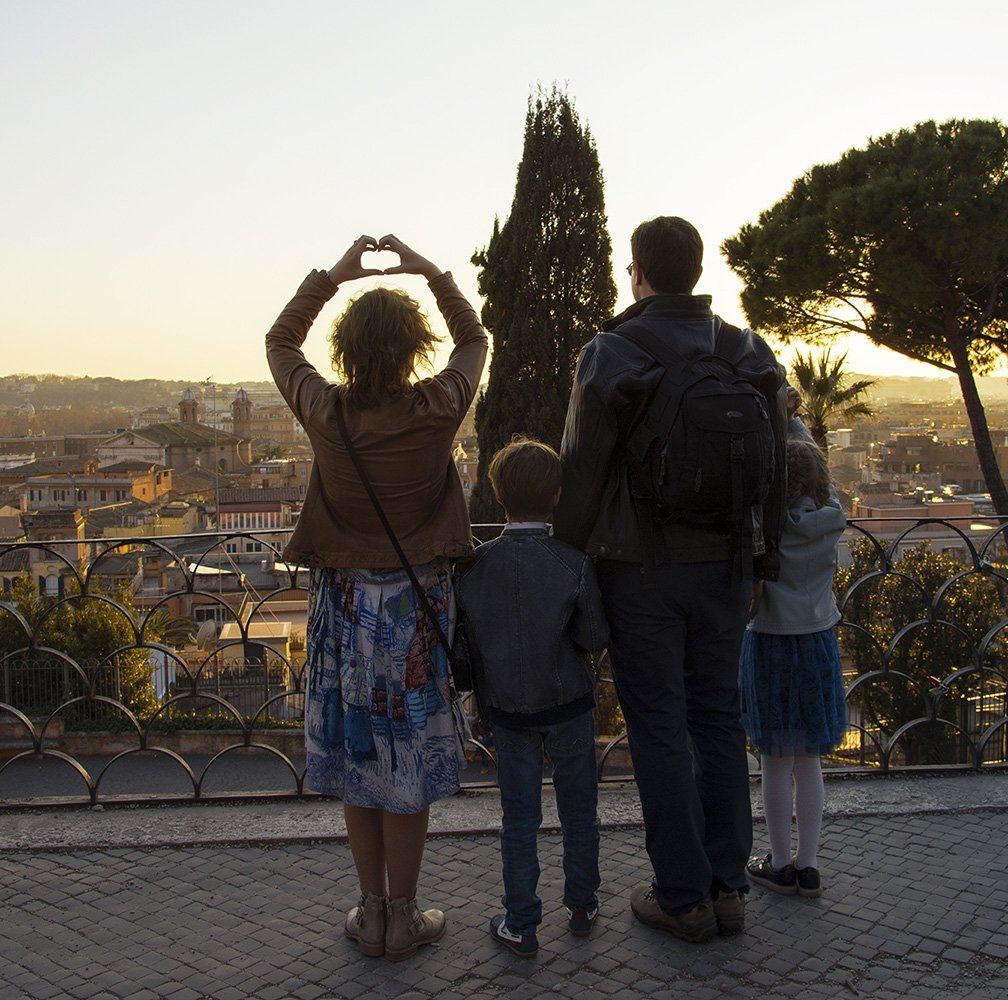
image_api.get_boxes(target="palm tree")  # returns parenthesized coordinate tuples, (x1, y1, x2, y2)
(790, 349, 877, 452)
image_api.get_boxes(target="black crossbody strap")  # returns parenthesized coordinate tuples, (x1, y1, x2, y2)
(333, 400, 455, 668)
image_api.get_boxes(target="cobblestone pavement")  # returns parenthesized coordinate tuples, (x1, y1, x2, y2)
(2, 809, 1007, 1000)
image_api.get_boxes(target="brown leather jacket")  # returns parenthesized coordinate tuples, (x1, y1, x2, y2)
(266, 269, 488, 569)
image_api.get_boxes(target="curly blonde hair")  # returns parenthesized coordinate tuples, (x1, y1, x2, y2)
(329, 288, 441, 408)
(786, 438, 832, 507)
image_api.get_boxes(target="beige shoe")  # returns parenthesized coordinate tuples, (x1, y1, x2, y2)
(712, 887, 746, 936)
(630, 884, 717, 943)
(384, 896, 446, 961)
(344, 892, 386, 957)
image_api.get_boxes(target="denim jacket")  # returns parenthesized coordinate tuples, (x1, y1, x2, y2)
(454, 527, 610, 717)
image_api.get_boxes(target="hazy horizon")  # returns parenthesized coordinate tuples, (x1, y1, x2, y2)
(3, 1, 1006, 384)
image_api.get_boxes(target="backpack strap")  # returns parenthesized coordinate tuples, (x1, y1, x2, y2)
(712, 317, 740, 362)
(616, 323, 711, 573)
(712, 320, 760, 581)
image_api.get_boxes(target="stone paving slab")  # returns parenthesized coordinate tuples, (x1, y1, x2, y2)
(2, 810, 1008, 999)
(4, 771, 1008, 853)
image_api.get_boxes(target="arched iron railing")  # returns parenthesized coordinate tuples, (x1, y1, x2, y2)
(2, 516, 1006, 806)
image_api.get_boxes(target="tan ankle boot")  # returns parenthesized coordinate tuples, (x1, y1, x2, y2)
(344, 892, 386, 957)
(384, 896, 446, 961)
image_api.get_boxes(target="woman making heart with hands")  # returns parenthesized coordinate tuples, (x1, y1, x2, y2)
(326, 233, 443, 282)
(266, 234, 488, 960)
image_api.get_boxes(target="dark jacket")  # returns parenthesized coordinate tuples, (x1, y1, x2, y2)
(454, 527, 610, 719)
(552, 294, 788, 579)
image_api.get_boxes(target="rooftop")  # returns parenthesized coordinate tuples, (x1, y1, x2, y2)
(116, 422, 243, 446)
(99, 459, 169, 473)
(217, 486, 301, 505)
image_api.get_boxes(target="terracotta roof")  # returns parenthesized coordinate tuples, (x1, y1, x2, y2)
(217, 487, 301, 505)
(0, 456, 90, 478)
(0, 548, 31, 572)
(85, 500, 152, 532)
(100, 460, 168, 473)
(169, 466, 239, 498)
(139, 422, 243, 446)
(89, 553, 141, 577)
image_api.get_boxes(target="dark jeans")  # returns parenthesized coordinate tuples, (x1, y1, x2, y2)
(597, 559, 752, 915)
(493, 711, 601, 933)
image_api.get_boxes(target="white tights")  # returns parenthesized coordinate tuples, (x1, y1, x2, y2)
(760, 753, 824, 870)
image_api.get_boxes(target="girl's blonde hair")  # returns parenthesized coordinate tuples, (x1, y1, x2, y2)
(786, 438, 832, 507)
(329, 288, 441, 408)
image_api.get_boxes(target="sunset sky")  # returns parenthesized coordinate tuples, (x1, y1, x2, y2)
(2, 1, 1006, 385)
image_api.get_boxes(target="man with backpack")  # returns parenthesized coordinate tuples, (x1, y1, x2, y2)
(553, 215, 788, 943)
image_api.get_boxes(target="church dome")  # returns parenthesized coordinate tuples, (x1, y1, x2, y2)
(235, 387, 249, 403)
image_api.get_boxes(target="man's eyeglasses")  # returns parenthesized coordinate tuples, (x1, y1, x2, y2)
(625, 262, 635, 277)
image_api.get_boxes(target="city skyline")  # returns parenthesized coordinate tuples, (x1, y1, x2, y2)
(2, 1, 1006, 383)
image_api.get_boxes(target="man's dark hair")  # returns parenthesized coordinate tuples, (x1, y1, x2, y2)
(488, 437, 562, 520)
(631, 216, 704, 293)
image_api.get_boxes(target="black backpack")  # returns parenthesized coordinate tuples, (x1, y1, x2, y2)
(621, 318, 776, 532)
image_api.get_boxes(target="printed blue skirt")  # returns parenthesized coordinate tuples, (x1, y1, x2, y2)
(739, 628, 848, 757)
(304, 558, 461, 812)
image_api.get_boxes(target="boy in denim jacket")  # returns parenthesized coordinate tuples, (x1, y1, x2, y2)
(454, 438, 610, 956)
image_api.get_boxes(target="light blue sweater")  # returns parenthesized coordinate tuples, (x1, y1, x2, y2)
(749, 419, 846, 636)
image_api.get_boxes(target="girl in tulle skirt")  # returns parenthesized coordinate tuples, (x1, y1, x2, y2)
(740, 419, 848, 899)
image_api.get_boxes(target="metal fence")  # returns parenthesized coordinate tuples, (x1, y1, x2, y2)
(2, 517, 1007, 806)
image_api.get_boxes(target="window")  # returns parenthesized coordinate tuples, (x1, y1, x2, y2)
(194, 606, 226, 623)
(225, 542, 238, 553)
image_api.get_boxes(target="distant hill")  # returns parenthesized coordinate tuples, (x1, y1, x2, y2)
(0, 374, 282, 410)
(4, 369, 1008, 410)
(851, 373, 1008, 404)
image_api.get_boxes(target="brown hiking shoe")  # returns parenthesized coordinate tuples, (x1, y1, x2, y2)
(384, 896, 446, 961)
(630, 884, 717, 943)
(344, 892, 386, 957)
(712, 887, 746, 936)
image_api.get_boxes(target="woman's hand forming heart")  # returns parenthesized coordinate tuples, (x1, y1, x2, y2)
(376, 234, 442, 281)
(327, 235, 384, 285)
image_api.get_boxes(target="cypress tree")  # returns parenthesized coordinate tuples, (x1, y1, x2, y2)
(468, 87, 616, 523)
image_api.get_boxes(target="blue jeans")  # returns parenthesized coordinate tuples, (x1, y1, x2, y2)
(597, 559, 752, 915)
(493, 711, 600, 933)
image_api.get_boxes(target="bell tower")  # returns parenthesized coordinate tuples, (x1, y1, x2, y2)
(232, 387, 252, 439)
(179, 388, 199, 423)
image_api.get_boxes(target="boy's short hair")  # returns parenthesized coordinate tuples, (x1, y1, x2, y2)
(488, 437, 562, 520)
